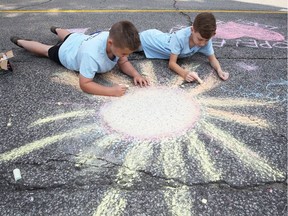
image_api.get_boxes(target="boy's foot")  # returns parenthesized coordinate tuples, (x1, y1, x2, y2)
(10, 36, 24, 48)
(50, 26, 60, 35)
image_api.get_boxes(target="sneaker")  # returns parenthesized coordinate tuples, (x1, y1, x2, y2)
(10, 36, 23, 48)
(50, 26, 60, 35)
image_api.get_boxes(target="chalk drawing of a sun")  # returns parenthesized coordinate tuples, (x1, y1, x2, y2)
(0, 60, 285, 215)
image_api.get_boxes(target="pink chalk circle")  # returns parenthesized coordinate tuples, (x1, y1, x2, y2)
(100, 87, 200, 139)
(215, 22, 285, 41)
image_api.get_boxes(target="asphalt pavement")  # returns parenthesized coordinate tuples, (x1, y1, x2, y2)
(0, 0, 287, 215)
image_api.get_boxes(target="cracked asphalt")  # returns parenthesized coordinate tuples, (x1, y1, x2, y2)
(0, 0, 287, 215)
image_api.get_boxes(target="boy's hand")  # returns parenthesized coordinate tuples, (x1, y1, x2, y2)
(133, 75, 149, 87)
(218, 70, 229, 80)
(112, 84, 128, 97)
(185, 72, 203, 84)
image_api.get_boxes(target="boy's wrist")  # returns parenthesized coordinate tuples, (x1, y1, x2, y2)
(183, 71, 189, 79)
(133, 73, 142, 78)
(216, 69, 222, 74)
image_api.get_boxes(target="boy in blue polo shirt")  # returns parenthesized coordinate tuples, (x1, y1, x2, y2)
(10, 21, 149, 97)
(139, 12, 229, 83)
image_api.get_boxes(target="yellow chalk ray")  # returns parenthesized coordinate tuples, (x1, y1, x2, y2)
(206, 108, 269, 128)
(75, 134, 124, 167)
(0, 124, 98, 162)
(201, 121, 285, 179)
(100, 70, 132, 86)
(29, 110, 95, 127)
(96, 134, 123, 149)
(182, 63, 200, 71)
(170, 75, 185, 87)
(188, 73, 221, 96)
(169, 63, 200, 87)
(93, 141, 153, 215)
(139, 60, 158, 85)
(200, 97, 269, 107)
(186, 132, 221, 181)
(93, 189, 126, 216)
(160, 139, 188, 180)
(164, 186, 194, 216)
(75, 151, 99, 167)
(116, 141, 154, 187)
(51, 71, 108, 101)
(51, 71, 81, 91)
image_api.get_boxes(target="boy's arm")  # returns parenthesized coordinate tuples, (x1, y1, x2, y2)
(79, 74, 127, 97)
(208, 54, 229, 80)
(169, 54, 203, 83)
(117, 57, 149, 87)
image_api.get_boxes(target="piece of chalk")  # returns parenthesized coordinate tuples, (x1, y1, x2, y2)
(119, 84, 130, 88)
(201, 198, 207, 204)
(190, 72, 203, 84)
(13, 168, 22, 181)
(198, 79, 204, 84)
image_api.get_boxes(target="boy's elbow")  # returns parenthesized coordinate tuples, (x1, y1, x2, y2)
(79, 81, 89, 94)
(80, 84, 88, 93)
(79, 75, 94, 94)
(168, 61, 174, 70)
(79, 83, 85, 92)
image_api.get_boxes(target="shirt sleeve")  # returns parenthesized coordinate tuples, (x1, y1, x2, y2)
(169, 33, 182, 55)
(77, 52, 98, 79)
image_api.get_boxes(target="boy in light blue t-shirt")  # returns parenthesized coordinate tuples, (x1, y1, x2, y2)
(10, 21, 149, 97)
(139, 12, 229, 83)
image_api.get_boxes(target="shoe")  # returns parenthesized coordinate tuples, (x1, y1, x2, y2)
(10, 36, 23, 48)
(50, 26, 60, 35)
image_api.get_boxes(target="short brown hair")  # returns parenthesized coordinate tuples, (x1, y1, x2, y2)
(193, 12, 216, 39)
(109, 21, 141, 51)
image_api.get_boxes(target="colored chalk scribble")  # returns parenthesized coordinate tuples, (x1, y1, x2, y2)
(0, 59, 285, 215)
(215, 21, 285, 41)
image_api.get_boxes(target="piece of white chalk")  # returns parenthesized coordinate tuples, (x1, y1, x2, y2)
(198, 79, 204, 84)
(119, 84, 130, 88)
(13, 168, 22, 181)
(201, 198, 208, 204)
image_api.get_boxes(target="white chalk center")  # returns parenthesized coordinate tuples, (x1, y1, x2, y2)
(100, 87, 200, 139)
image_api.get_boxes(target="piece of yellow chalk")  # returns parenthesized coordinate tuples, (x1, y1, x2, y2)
(119, 84, 130, 88)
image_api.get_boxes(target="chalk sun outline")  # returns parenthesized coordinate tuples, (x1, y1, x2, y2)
(0, 60, 285, 215)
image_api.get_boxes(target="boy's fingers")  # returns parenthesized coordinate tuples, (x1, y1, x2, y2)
(133, 79, 139, 87)
(223, 72, 229, 80)
(186, 74, 196, 82)
(133, 79, 137, 86)
(191, 72, 203, 84)
(143, 79, 149, 86)
(219, 72, 227, 80)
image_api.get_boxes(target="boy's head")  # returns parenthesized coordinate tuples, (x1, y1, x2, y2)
(108, 21, 140, 57)
(192, 12, 216, 39)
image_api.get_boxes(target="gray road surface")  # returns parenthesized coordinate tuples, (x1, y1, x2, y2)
(0, 0, 287, 215)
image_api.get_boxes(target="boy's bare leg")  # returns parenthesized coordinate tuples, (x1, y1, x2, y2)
(54, 28, 71, 41)
(17, 40, 52, 57)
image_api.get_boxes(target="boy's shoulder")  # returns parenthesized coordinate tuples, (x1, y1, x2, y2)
(174, 26, 191, 37)
(84, 31, 109, 42)
(169, 25, 189, 34)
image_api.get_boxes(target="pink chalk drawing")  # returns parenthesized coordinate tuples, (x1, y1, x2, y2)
(215, 22, 285, 41)
(236, 62, 258, 71)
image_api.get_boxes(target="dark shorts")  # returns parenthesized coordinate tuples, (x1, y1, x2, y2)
(48, 33, 72, 65)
